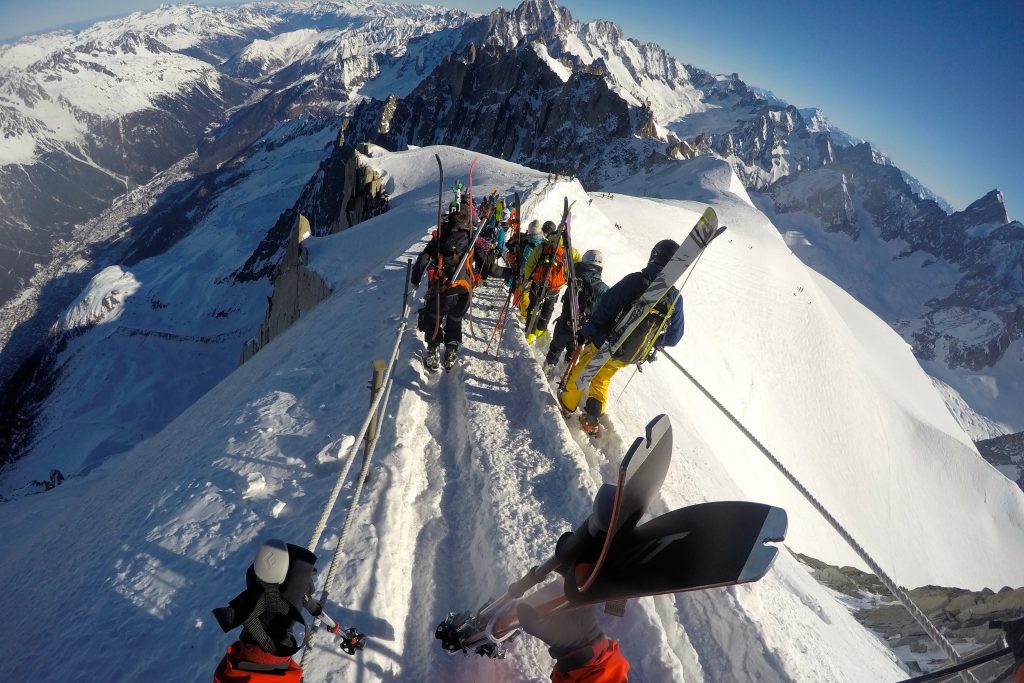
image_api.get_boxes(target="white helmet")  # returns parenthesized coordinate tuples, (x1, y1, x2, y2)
(253, 539, 289, 584)
(582, 249, 604, 269)
(528, 219, 542, 236)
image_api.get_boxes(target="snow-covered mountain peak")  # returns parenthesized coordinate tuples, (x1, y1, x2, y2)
(507, 0, 571, 34)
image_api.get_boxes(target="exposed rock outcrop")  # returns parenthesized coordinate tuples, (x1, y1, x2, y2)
(799, 554, 1024, 677)
(343, 41, 660, 187)
(237, 140, 390, 361)
(241, 215, 331, 363)
(976, 431, 1024, 490)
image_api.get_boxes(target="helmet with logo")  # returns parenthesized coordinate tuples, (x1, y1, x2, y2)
(253, 539, 289, 584)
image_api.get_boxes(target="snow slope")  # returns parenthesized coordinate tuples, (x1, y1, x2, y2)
(0, 118, 338, 494)
(0, 146, 1018, 682)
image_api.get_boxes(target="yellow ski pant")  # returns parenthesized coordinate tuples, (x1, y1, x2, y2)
(559, 343, 628, 415)
(517, 289, 531, 318)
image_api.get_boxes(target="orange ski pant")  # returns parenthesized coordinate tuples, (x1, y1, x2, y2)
(559, 343, 627, 415)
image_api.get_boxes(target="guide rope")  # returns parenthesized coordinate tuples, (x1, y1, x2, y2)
(663, 351, 978, 683)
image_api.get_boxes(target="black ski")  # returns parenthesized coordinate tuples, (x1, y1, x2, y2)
(432, 154, 444, 341)
(564, 500, 787, 604)
(563, 210, 580, 341)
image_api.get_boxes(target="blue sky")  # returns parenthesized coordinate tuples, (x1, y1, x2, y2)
(2, 0, 1022, 220)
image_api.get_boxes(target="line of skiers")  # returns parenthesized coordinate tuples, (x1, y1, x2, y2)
(411, 185, 684, 438)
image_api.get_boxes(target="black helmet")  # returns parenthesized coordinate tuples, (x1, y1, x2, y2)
(542, 220, 557, 235)
(649, 239, 679, 268)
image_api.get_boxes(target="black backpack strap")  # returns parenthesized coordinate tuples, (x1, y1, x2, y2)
(241, 591, 277, 654)
(241, 585, 305, 657)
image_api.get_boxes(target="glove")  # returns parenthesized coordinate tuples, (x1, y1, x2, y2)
(211, 606, 235, 632)
(575, 329, 589, 347)
(517, 602, 604, 670)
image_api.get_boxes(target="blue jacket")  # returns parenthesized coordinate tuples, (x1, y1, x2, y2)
(519, 234, 546, 276)
(582, 263, 684, 349)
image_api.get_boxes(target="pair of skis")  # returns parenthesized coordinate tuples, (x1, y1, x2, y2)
(436, 414, 788, 659)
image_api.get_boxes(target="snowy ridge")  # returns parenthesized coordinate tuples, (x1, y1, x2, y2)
(0, 145, 1020, 682)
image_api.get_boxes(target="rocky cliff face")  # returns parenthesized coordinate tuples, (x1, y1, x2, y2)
(240, 215, 332, 363)
(234, 138, 390, 362)
(976, 431, 1024, 490)
(799, 554, 1024, 678)
(345, 41, 656, 188)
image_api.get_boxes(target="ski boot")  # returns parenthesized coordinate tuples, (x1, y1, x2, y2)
(442, 343, 459, 371)
(580, 400, 603, 437)
(579, 412, 602, 437)
(424, 344, 441, 372)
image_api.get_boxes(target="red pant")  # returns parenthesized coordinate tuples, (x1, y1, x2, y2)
(551, 639, 629, 683)
(213, 642, 302, 683)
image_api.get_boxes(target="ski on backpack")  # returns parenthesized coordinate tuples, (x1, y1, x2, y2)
(524, 197, 573, 337)
(573, 207, 724, 390)
(468, 158, 478, 222)
(435, 415, 787, 659)
(562, 210, 580, 342)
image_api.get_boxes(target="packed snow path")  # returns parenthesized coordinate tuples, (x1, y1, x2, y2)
(1, 146, 1020, 681)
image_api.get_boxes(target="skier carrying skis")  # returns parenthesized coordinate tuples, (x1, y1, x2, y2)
(518, 599, 629, 682)
(559, 239, 684, 434)
(521, 224, 577, 343)
(545, 249, 608, 373)
(412, 200, 478, 371)
(212, 540, 335, 682)
(413, 199, 511, 370)
(514, 220, 547, 316)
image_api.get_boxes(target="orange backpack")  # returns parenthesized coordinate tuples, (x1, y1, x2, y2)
(532, 242, 567, 290)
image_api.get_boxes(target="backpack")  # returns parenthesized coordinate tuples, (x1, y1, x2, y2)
(213, 545, 319, 658)
(531, 241, 567, 290)
(428, 225, 479, 293)
(576, 269, 608, 322)
(611, 289, 677, 365)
